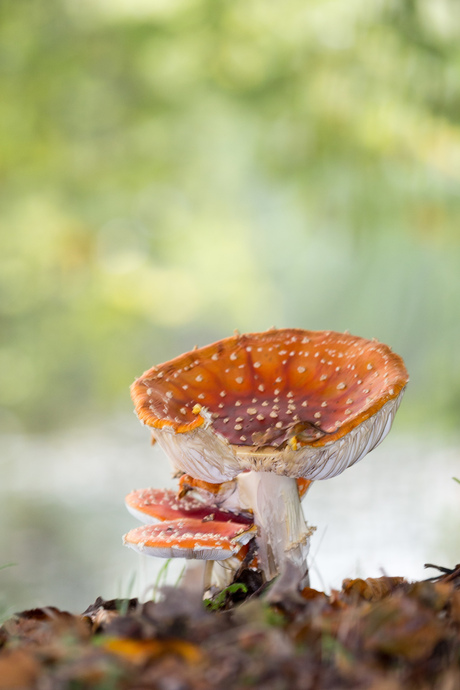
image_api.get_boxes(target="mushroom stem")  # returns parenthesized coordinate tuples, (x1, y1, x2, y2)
(238, 472, 311, 583)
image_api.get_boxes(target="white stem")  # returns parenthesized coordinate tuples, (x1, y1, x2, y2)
(237, 472, 311, 582)
(202, 560, 214, 596)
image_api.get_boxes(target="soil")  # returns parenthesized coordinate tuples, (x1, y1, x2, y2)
(1, 563, 459, 690)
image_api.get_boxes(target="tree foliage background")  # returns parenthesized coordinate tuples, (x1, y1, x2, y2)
(1, 0, 460, 611)
(2, 0, 460, 433)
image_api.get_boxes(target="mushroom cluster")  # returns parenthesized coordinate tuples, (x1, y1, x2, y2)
(124, 328, 409, 587)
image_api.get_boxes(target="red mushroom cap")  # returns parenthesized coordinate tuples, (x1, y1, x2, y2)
(131, 329, 408, 482)
(125, 487, 252, 525)
(123, 518, 257, 560)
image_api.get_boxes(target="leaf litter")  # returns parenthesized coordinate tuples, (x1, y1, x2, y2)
(0, 564, 459, 689)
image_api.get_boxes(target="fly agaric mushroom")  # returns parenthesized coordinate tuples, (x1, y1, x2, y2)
(125, 487, 253, 526)
(124, 478, 312, 590)
(130, 329, 408, 583)
(123, 487, 257, 590)
(124, 519, 257, 560)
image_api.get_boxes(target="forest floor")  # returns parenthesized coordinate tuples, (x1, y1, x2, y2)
(0, 563, 459, 690)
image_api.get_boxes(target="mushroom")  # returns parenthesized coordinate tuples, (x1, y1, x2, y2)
(124, 519, 257, 560)
(125, 487, 253, 525)
(124, 479, 311, 589)
(124, 486, 258, 591)
(130, 329, 408, 583)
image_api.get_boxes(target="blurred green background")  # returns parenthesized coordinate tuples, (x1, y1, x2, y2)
(1, 0, 459, 612)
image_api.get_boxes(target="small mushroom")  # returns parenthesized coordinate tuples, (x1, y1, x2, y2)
(123, 519, 257, 560)
(131, 329, 408, 582)
(125, 487, 252, 526)
(125, 484, 258, 591)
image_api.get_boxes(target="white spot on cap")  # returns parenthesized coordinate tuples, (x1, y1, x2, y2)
(337, 382, 346, 390)
(195, 375, 203, 382)
(230, 353, 237, 360)
(321, 402, 327, 407)
(247, 407, 257, 415)
(314, 412, 321, 419)
(256, 414, 265, 421)
(297, 366, 305, 373)
(235, 400, 242, 406)
(180, 407, 187, 414)
(211, 353, 218, 361)
(166, 391, 173, 398)
(235, 417, 243, 423)
(240, 435, 247, 441)
(320, 375, 327, 381)
(234, 424, 243, 431)
(345, 409, 352, 415)
(367, 363, 373, 370)
(235, 377, 244, 384)
(220, 391, 226, 397)
(270, 411, 278, 418)
(301, 401, 308, 407)
(258, 384, 265, 392)
(275, 421, 283, 428)
(197, 393, 205, 400)
(253, 362, 261, 368)
(147, 388, 153, 395)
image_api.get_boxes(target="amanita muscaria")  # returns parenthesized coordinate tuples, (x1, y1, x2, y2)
(126, 328, 409, 583)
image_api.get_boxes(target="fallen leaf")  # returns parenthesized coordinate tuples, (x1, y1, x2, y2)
(103, 637, 203, 665)
(342, 576, 406, 602)
(0, 648, 40, 689)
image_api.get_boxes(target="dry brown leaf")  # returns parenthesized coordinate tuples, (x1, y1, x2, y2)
(408, 581, 453, 613)
(450, 589, 460, 624)
(362, 596, 445, 661)
(300, 587, 328, 602)
(342, 576, 406, 602)
(0, 648, 40, 689)
(103, 637, 203, 665)
(2, 606, 90, 646)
